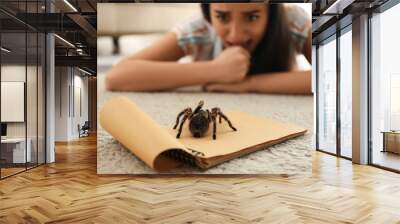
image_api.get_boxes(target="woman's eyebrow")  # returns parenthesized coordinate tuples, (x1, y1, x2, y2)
(214, 10, 229, 14)
(242, 10, 261, 15)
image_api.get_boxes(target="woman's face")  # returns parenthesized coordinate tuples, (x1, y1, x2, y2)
(209, 3, 268, 53)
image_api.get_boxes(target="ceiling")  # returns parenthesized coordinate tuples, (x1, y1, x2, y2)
(0, 0, 97, 74)
(310, 0, 391, 43)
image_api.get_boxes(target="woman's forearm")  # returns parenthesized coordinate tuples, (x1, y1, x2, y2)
(247, 70, 312, 95)
(106, 60, 219, 91)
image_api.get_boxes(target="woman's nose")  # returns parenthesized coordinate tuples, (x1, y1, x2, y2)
(226, 22, 247, 46)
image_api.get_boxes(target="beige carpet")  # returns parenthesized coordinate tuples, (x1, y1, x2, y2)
(97, 71, 314, 175)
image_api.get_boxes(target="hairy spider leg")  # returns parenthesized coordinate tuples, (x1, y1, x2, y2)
(211, 115, 217, 140)
(206, 109, 211, 121)
(176, 110, 192, 138)
(173, 108, 191, 129)
(218, 111, 237, 131)
(211, 107, 223, 123)
(192, 100, 205, 116)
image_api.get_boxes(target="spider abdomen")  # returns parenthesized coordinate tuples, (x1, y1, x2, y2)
(189, 113, 209, 138)
(174, 100, 237, 140)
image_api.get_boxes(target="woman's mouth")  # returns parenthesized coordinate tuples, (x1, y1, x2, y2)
(225, 40, 252, 51)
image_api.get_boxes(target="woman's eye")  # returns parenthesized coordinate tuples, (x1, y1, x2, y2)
(216, 14, 229, 23)
(247, 14, 259, 22)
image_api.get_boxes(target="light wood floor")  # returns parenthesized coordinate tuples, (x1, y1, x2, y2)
(1, 163, 46, 178)
(0, 135, 400, 223)
(372, 150, 400, 171)
(0, 167, 26, 177)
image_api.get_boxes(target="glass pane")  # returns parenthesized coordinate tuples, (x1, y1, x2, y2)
(340, 28, 352, 158)
(27, 31, 38, 169)
(26, 0, 39, 169)
(1, 30, 27, 177)
(0, 0, 46, 178)
(312, 45, 317, 149)
(317, 36, 337, 154)
(38, 33, 45, 165)
(371, 4, 400, 171)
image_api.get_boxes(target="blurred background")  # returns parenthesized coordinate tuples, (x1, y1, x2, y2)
(97, 3, 312, 72)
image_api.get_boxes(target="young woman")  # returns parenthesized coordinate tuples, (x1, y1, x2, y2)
(106, 3, 312, 94)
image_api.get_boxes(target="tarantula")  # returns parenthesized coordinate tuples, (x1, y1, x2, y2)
(173, 100, 237, 140)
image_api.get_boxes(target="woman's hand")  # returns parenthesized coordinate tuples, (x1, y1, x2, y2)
(205, 71, 312, 94)
(210, 46, 250, 83)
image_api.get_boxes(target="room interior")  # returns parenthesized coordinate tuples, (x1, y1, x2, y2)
(0, 0, 97, 179)
(0, 10, 47, 177)
(0, 0, 399, 222)
(312, 0, 400, 172)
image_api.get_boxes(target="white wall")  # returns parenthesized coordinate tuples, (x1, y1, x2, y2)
(55, 66, 70, 141)
(46, 32, 55, 163)
(54, 67, 89, 141)
(1, 64, 46, 164)
(74, 73, 89, 122)
(71, 73, 89, 139)
(1, 65, 35, 138)
(98, 3, 200, 35)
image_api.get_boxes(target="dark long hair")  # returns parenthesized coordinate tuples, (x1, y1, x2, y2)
(201, 3, 294, 75)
